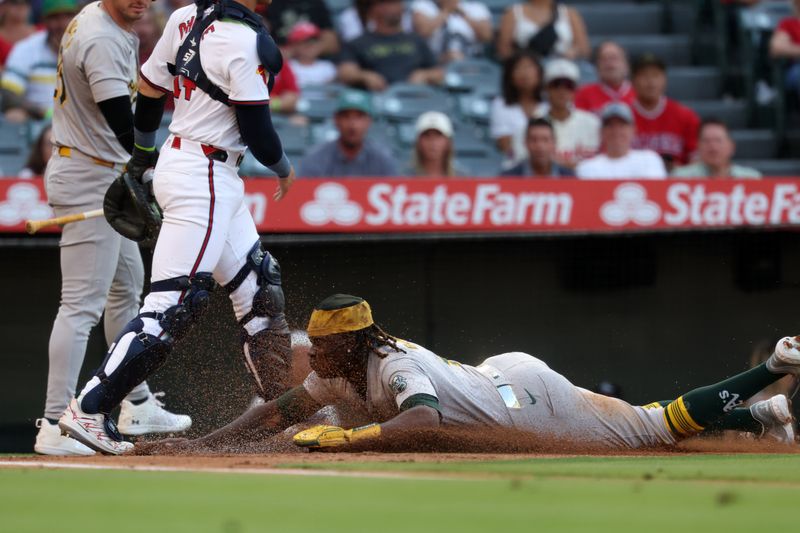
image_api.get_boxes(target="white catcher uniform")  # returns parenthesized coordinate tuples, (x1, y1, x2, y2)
(303, 340, 676, 449)
(69, 3, 292, 453)
(137, 4, 269, 317)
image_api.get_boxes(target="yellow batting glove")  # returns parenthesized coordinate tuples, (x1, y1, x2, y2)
(293, 423, 381, 448)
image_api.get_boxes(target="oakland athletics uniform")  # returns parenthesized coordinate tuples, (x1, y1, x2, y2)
(42, 2, 147, 423)
(303, 340, 675, 449)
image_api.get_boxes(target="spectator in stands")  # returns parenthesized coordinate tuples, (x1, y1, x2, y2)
(298, 89, 399, 177)
(270, 60, 300, 115)
(411, 0, 493, 63)
(410, 111, 457, 177)
(153, 0, 192, 19)
(0, 0, 36, 70)
(496, 0, 590, 63)
(576, 103, 666, 179)
(490, 50, 544, 167)
(537, 58, 599, 168)
(769, 0, 800, 101)
(265, 0, 339, 56)
(0, 0, 77, 122)
(338, 0, 443, 90)
(630, 53, 700, 171)
(501, 118, 573, 177)
(671, 119, 761, 179)
(575, 41, 636, 114)
(337, 0, 414, 43)
(134, 5, 164, 64)
(19, 123, 52, 178)
(287, 22, 337, 88)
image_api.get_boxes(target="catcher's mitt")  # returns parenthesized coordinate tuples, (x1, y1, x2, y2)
(104, 170, 162, 245)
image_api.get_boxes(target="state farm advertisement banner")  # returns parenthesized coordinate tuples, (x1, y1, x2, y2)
(2, 177, 799, 234)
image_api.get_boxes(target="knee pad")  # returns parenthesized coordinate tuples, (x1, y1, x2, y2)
(151, 272, 216, 341)
(225, 242, 291, 399)
(225, 242, 287, 328)
(82, 317, 172, 414)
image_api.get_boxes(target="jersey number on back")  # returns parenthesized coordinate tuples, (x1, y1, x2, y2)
(53, 18, 79, 106)
(173, 77, 197, 101)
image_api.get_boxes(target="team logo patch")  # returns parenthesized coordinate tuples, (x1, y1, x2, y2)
(389, 375, 407, 395)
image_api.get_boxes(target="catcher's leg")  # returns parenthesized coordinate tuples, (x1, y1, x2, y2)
(218, 202, 291, 401)
(104, 234, 151, 404)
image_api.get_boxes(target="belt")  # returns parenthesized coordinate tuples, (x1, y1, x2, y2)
(57, 146, 120, 169)
(476, 363, 522, 409)
(169, 135, 243, 167)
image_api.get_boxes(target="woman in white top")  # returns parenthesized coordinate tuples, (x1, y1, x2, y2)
(496, 0, 590, 62)
(489, 50, 545, 167)
(411, 0, 493, 63)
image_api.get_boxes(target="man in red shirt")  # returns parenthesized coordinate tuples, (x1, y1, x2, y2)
(574, 41, 636, 114)
(770, 1, 800, 100)
(630, 53, 700, 170)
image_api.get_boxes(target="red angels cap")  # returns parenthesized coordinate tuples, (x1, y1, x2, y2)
(287, 22, 321, 44)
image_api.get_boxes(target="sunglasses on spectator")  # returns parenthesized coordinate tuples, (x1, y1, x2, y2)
(547, 79, 576, 90)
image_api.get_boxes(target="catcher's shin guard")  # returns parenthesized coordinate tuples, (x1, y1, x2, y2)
(226, 242, 292, 400)
(80, 273, 216, 414)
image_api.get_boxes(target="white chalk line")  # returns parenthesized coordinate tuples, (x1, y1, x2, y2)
(0, 459, 461, 481)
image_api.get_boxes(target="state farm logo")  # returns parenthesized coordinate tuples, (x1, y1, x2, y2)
(600, 183, 661, 226)
(0, 182, 52, 226)
(300, 183, 362, 226)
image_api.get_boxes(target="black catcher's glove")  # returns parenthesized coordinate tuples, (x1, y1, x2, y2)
(104, 147, 161, 245)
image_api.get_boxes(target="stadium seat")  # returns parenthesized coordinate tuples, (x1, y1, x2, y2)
(0, 151, 28, 175)
(0, 120, 28, 154)
(666, 67, 721, 101)
(572, 2, 663, 36)
(444, 59, 501, 94)
(296, 84, 347, 123)
(730, 130, 778, 159)
(457, 85, 498, 127)
(735, 159, 800, 176)
(684, 100, 748, 129)
(590, 34, 691, 66)
(375, 83, 454, 123)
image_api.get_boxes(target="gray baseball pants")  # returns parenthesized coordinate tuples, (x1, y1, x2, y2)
(42, 151, 150, 420)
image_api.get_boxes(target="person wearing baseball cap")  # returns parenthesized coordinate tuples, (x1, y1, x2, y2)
(630, 52, 700, 171)
(536, 58, 600, 168)
(411, 111, 458, 177)
(0, 0, 77, 121)
(287, 21, 337, 88)
(575, 102, 666, 179)
(297, 89, 399, 177)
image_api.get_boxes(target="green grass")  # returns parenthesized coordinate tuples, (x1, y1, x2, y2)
(1, 454, 799, 533)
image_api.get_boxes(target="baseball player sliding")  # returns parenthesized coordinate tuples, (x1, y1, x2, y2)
(35, 0, 191, 457)
(175, 295, 798, 452)
(58, 0, 296, 455)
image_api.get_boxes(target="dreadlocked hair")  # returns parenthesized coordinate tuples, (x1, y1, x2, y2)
(356, 324, 406, 358)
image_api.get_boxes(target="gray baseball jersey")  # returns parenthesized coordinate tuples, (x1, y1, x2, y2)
(51, 1, 138, 165)
(303, 339, 514, 426)
(303, 342, 677, 449)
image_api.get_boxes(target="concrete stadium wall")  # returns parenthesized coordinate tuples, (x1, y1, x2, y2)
(2, 230, 799, 451)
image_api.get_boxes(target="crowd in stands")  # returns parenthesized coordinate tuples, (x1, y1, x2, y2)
(1, 0, 798, 180)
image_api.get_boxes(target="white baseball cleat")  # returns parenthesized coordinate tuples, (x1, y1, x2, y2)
(117, 392, 192, 436)
(34, 418, 95, 456)
(58, 398, 133, 455)
(766, 336, 800, 376)
(749, 394, 796, 445)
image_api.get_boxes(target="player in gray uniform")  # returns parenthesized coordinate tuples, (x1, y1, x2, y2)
(162, 294, 798, 452)
(34, 0, 190, 456)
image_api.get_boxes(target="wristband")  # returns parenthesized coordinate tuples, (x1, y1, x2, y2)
(268, 152, 292, 178)
(347, 423, 381, 443)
